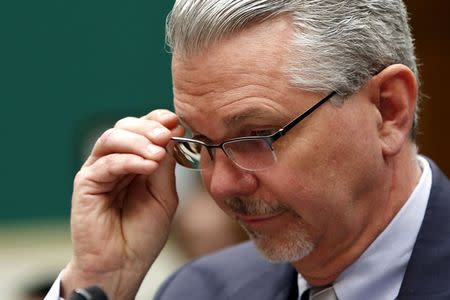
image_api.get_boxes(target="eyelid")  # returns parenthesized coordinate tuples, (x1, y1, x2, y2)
(181, 126, 201, 140)
(192, 127, 278, 142)
(179, 123, 209, 142)
(191, 134, 212, 143)
(249, 128, 277, 136)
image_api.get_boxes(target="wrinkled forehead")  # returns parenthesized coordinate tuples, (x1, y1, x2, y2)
(170, 17, 299, 139)
(171, 16, 294, 84)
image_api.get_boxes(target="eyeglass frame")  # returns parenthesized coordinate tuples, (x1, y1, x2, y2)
(170, 91, 337, 170)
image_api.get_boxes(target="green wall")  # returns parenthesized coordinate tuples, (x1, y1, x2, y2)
(1, 1, 174, 221)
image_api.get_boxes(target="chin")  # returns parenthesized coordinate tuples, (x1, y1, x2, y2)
(242, 223, 315, 262)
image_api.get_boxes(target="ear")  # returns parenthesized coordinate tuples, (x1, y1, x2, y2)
(371, 64, 418, 157)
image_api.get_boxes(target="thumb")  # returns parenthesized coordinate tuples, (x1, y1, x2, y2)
(146, 153, 179, 219)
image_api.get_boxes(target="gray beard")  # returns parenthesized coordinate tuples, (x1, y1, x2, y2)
(239, 219, 315, 262)
(225, 197, 315, 262)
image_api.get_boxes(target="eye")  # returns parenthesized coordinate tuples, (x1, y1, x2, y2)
(183, 128, 211, 143)
(191, 135, 211, 143)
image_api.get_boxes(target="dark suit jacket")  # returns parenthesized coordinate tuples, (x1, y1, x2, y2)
(154, 160, 450, 299)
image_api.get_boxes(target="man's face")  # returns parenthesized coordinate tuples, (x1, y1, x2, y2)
(172, 17, 385, 265)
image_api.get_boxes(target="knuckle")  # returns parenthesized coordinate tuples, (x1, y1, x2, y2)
(98, 128, 118, 147)
(73, 168, 89, 186)
(99, 154, 122, 175)
(145, 119, 160, 128)
(103, 153, 119, 166)
(106, 154, 140, 175)
(114, 116, 136, 128)
(145, 109, 175, 120)
(123, 155, 141, 169)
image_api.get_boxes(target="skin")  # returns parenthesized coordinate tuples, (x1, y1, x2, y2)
(172, 16, 421, 284)
(61, 16, 421, 299)
(61, 111, 184, 299)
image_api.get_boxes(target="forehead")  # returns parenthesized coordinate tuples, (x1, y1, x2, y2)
(171, 17, 300, 136)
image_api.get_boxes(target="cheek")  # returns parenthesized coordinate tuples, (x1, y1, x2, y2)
(264, 112, 381, 228)
(259, 164, 360, 247)
(258, 166, 332, 227)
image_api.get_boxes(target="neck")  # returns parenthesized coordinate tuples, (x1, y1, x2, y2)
(293, 145, 422, 286)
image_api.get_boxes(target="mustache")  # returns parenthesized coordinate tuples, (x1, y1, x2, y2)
(224, 197, 290, 216)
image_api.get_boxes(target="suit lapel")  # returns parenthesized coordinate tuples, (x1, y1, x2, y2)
(229, 263, 298, 300)
(397, 160, 450, 299)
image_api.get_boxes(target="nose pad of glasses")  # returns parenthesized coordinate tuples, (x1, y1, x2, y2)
(206, 147, 215, 160)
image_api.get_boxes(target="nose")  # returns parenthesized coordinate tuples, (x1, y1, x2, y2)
(203, 150, 258, 202)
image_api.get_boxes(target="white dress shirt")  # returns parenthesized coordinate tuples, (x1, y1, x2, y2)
(44, 271, 63, 300)
(297, 156, 432, 300)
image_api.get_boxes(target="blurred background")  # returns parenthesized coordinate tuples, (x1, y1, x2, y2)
(0, 1, 448, 299)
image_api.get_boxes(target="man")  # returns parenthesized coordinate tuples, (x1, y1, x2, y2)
(46, 0, 450, 299)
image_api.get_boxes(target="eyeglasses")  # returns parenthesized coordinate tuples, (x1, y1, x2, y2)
(171, 91, 336, 171)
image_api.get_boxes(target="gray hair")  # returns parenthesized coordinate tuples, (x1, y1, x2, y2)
(166, 0, 419, 138)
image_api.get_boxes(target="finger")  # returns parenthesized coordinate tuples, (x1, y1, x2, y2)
(171, 124, 185, 138)
(87, 128, 166, 165)
(142, 109, 179, 130)
(114, 117, 172, 146)
(144, 151, 179, 218)
(80, 153, 160, 185)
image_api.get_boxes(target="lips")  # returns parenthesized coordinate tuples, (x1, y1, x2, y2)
(236, 210, 286, 227)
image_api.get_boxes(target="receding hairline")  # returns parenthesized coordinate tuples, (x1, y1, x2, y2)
(170, 13, 295, 62)
(166, 0, 296, 58)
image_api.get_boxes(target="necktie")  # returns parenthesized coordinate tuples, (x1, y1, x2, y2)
(304, 285, 338, 300)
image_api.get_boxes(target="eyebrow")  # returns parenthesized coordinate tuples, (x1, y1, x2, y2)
(222, 107, 274, 128)
(178, 106, 285, 141)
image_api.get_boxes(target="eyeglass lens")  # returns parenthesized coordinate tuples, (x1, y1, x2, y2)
(172, 139, 277, 171)
(223, 139, 276, 170)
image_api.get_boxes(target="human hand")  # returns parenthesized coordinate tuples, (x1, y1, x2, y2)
(61, 109, 183, 299)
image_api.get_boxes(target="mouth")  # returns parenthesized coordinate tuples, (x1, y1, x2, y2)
(236, 210, 287, 227)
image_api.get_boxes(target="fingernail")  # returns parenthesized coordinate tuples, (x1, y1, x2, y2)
(151, 127, 170, 138)
(147, 144, 164, 156)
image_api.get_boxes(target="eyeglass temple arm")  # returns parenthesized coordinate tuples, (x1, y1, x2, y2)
(271, 91, 336, 141)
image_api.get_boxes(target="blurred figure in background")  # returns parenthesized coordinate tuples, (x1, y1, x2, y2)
(23, 279, 53, 300)
(173, 186, 248, 260)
